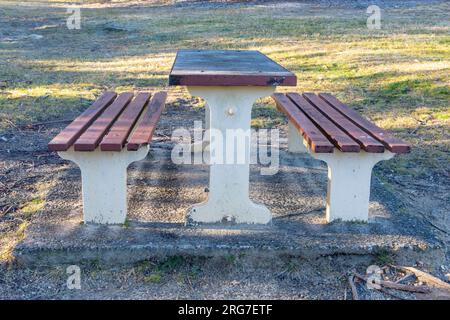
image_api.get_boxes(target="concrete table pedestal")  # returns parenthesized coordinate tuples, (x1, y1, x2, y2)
(186, 86, 275, 224)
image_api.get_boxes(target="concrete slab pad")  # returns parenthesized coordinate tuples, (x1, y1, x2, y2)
(13, 146, 442, 266)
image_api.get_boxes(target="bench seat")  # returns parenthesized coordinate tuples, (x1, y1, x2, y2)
(48, 91, 167, 224)
(272, 92, 410, 222)
(48, 91, 167, 152)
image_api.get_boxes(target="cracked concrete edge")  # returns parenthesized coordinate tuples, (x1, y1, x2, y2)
(13, 238, 443, 267)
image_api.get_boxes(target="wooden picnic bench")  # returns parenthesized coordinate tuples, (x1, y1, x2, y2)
(48, 91, 167, 224)
(272, 92, 410, 222)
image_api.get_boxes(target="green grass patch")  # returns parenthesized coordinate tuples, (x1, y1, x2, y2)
(144, 272, 163, 284)
(373, 249, 395, 266)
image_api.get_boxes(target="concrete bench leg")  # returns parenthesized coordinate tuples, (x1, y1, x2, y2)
(57, 146, 149, 224)
(312, 151, 394, 222)
(288, 120, 308, 153)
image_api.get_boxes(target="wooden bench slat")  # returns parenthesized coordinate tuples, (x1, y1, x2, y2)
(126, 91, 168, 151)
(74, 92, 134, 151)
(99, 92, 152, 151)
(286, 93, 361, 152)
(272, 93, 334, 153)
(318, 93, 411, 153)
(48, 92, 117, 151)
(302, 93, 385, 153)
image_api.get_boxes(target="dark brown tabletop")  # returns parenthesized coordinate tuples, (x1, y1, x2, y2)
(169, 50, 297, 87)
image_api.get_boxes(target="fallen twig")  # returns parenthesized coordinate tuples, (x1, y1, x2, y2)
(406, 196, 448, 235)
(393, 266, 450, 290)
(353, 273, 431, 294)
(348, 275, 359, 300)
(1, 205, 14, 216)
(3, 119, 21, 132)
(395, 273, 416, 284)
(24, 119, 73, 128)
(424, 219, 449, 235)
(278, 208, 325, 219)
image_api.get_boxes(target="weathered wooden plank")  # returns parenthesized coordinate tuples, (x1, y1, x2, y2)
(272, 93, 334, 153)
(303, 93, 385, 153)
(99, 92, 152, 151)
(169, 50, 297, 87)
(74, 92, 134, 151)
(126, 91, 167, 151)
(48, 92, 117, 151)
(319, 93, 411, 153)
(169, 74, 296, 86)
(287, 93, 360, 152)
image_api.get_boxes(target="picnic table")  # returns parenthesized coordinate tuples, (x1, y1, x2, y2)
(169, 49, 297, 224)
(47, 50, 409, 226)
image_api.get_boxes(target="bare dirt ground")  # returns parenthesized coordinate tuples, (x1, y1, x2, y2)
(0, 0, 449, 299)
(3, 254, 447, 300)
(0, 254, 402, 300)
